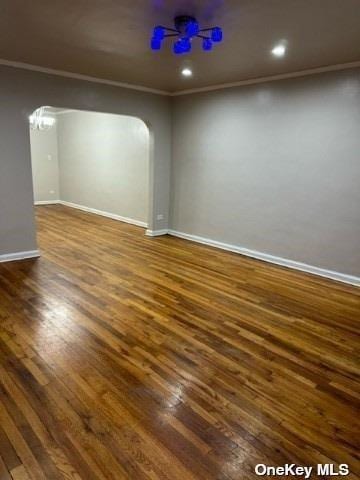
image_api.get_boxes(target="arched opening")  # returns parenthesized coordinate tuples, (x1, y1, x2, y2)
(28, 106, 154, 249)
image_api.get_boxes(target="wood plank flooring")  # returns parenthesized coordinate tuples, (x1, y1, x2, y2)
(0, 204, 359, 480)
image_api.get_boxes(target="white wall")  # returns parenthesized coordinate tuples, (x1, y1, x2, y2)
(57, 111, 149, 225)
(171, 68, 360, 277)
(30, 125, 59, 202)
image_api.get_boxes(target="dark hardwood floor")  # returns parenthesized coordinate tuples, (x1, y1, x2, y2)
(0, 205, 359, 480)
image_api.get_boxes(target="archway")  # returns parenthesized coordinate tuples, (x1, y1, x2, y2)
(0, 66, 171, 261)
(29, 106, 152, 239)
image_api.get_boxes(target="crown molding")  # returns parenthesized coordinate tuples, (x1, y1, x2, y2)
(171, 61, 360, 96)
(1, 58, 359, 98)
(0, 59, 169, 96)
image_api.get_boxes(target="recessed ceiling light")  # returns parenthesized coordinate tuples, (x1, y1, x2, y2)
(181, 68, 193, 77)
(271, 43, 286, 57)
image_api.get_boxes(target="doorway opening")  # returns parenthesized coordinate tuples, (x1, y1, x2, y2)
(29, 106, 151, 235)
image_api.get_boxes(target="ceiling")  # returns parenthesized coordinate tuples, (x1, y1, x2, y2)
(1, 0, 360, 93)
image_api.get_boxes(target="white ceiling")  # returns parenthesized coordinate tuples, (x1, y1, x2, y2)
(1, 0, 360, 92)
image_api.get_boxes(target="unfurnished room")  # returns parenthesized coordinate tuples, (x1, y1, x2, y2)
(0, 1, 359, 479)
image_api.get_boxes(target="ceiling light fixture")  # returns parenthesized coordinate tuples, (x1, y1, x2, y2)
(271, 43, 287, 57)
(181, 68, 193, 77)
(29, 107, 56, 130)
(151, 15, 223, 55)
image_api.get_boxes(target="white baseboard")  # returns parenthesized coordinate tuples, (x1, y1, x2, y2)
(31, 203, 359, 286)
(59, 200, 148, 228)
(35, 200, 60, 205)
(168, 230, 360, 287)
(0, 250, 40, 263)
(35, 200, 147, 228)
(145, 229, 169, 237)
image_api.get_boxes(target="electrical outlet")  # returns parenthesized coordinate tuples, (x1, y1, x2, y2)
(157, 214, 164, 221)
(50, 190, 55, 194)
(47, 154, 52, 161)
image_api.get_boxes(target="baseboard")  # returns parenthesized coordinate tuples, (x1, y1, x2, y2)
(168, 230, 360, 287)
(35, 200, 60, 205)
(0, 250, 40, 263)
(59, 200, 148, 228)
(145, 229, 169, 237)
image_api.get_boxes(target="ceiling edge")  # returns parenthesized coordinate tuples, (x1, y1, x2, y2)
(1, 58, 359, 98)
(52, 109, 78, 115)
(171, 61, 360, 96)
(0, 59, 170, 96)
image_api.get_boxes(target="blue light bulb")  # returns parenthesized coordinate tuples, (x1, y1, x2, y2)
(186, 20, 199, 37)
(202, 38, 213, 51)
(153, 26, 165, 40)
(173, 38, 191, 55)
(173, 40, 183, 54)
(211, 27, 223, 42)
(151, 37, 162, 50)
(181, 38, 192, 53)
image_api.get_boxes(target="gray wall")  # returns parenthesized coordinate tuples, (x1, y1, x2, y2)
(0, 65, 171, 256)
(30, 124, 60, 202)
(1, 64, 359, 278)
(171, 68, 360, 276)
(57, 111, 149, 224)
